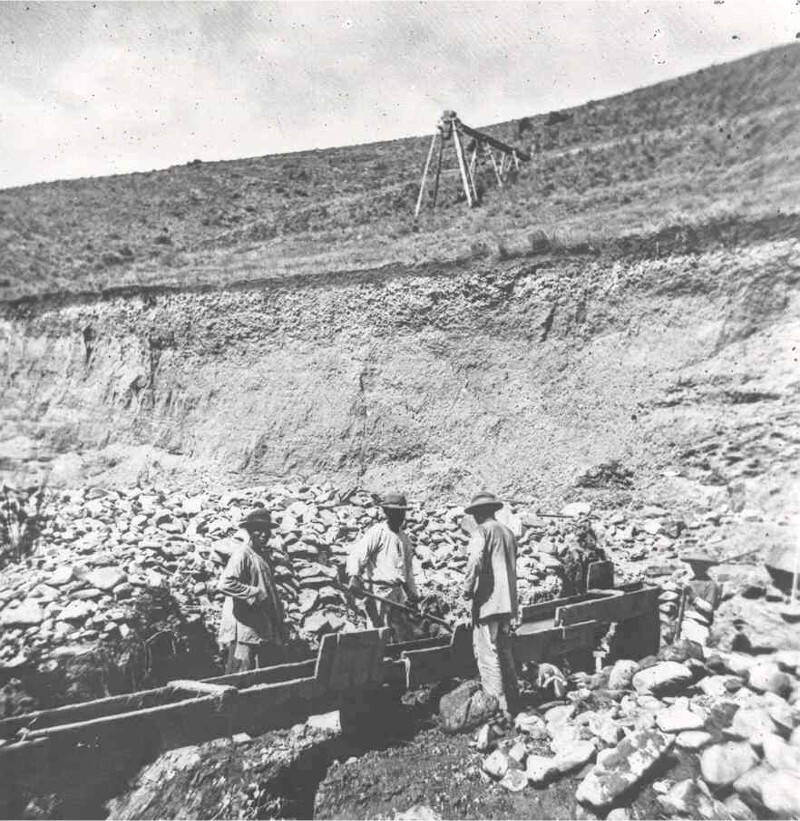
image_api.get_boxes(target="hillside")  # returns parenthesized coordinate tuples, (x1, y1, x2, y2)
(1, 43, 799, 300)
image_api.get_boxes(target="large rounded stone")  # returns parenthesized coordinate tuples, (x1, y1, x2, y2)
(700, 742, 759, 788)
(656, 706, 705, 733)
(748, 663, 793, 699)
(632, 662, 693, 696)
(526, 754, 559, 787)
(608, 659, 639, 690)
(761, 770, 800, 819)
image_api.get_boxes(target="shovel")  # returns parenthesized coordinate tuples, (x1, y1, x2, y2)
(336, 580, 453, 634)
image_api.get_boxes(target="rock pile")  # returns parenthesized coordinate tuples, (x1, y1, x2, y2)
(477, 641, 800, 818)
(0, 481, 783, 682)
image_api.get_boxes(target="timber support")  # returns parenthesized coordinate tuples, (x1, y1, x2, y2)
(413, 110, 531, 221)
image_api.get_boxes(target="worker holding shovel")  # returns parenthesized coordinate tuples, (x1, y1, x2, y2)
(346, 491, 420, 642)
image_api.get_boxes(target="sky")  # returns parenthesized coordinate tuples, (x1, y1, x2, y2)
(1, 1, 798, 190)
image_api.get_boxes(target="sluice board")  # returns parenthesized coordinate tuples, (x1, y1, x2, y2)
(0, 581, 659, 804)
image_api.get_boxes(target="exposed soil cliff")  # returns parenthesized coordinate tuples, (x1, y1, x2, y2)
(2, 225, 799, 514)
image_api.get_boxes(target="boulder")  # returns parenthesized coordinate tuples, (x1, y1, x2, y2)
(733, 764, 773, 810)
(483, 749, 510, 780)
(526, 754, 559, 787)
(659, 779, 728, 820)
(475, 723, 495, 753)
(632, 662, 693, 696)
(761, 770, 800, 819)
(48, 566, 74, 586)
(700, 742, 759, 788)
(682, 620, 711, 645)
(768, 701, 800, 735)
(762, 735, 800, 771)
(729, 707, 780, 748)
(440, 681, 499, 734)
(59, 600, 95, 623)
(656, 706, 705, 733)
(1, 601, 44, 626)
(554, 740, 596, 774)
(544, 704, 575, 727)
(500, 768, 528, 792)
(723, 794, 757, 820)
(575, 729, 673, 810)
(514, 712, 549, 739)
(86, 568, 127, 592)
(676, 730, 713, 750)
(748, 663, 793, 699)
(608, 659, 639, 690)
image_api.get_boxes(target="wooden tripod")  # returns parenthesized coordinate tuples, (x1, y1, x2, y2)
(414, 110, 531, 220)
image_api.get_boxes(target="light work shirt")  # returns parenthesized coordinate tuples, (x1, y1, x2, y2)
(462, 519, 518, 621)
(346, 521, 419, 598)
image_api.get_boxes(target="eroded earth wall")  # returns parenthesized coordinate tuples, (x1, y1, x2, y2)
(2, 237, 799, 505)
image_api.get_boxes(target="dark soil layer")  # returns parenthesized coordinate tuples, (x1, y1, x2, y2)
(314, 725, 699, 820)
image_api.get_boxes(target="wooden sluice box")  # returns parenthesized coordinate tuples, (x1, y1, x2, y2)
(0, 580, 659, 803)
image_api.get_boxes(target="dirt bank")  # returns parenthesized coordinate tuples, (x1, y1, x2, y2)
(2, 232, 799, 509)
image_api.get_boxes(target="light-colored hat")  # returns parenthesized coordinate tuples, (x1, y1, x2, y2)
(464, 492, 504, 515)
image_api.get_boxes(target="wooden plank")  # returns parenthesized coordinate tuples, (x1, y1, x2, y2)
(206, 658, 316, 689)
(520, 593, 587, 623)
(556, 587, 659, 627)
(0, 686, 175, 739)
(383, 635, 449, 660)
(457, 120, 531, 161)
(514, 621, 601, 664)
(403, 646, 453, 688)
(328, 628, 388, 690)
(23, 694, 223, 743)
(168, 680, 238, 698)
(587, 561, 615, 590)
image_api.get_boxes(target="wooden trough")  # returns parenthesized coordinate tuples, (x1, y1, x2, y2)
(0, 580, 659, 809)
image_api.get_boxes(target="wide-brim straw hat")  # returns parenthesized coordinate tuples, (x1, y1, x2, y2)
(239, 507, 273, 531)
(464, 492, 504, 515)
(379, 491, 409, 510)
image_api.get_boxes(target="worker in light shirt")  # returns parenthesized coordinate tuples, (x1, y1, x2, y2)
(347, 491, 419, 642)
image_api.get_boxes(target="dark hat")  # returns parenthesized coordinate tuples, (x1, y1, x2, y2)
(380, 491, 409, 510)
(464, 492, 504, 515)
(239, 507, 272, 531)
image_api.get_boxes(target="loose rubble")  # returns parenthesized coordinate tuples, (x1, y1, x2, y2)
(3, 481, 800, 820)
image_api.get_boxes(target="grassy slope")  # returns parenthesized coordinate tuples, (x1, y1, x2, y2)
(1, 43, 799, 300)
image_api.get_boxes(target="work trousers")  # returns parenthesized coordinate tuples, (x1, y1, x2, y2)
(225, 641, 282, 674)
(362, 584, 416, 643)
(473, 615, 518, 713)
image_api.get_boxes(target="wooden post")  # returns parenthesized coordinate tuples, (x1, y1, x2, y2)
(414, 133, 438, 221)
(487, 146, 503, 187)
(431, 135, 444, 209)
(469, 143, 478, 178)
(452, 124, 475, 208)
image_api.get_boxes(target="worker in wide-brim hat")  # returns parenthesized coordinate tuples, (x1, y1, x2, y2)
(346, 491, 419, 642)
(218, 506, 287, 673)
(461, 492, 519, 718)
